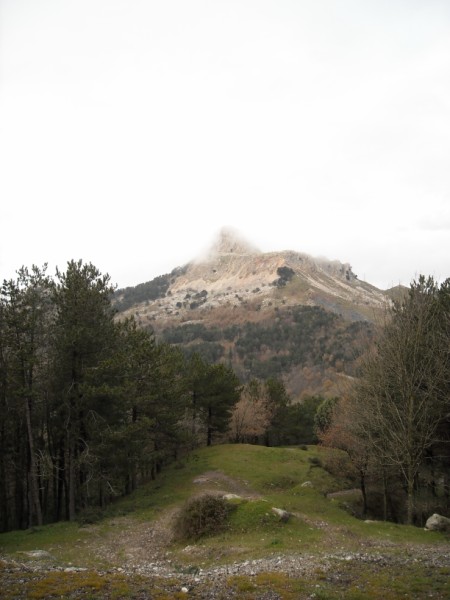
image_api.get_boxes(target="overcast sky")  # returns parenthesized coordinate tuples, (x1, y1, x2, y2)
(1, 0, 449, 291)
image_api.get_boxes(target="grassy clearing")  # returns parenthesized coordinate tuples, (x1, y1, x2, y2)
(1, 443, 448, 599)
(1, 444, 446, 560)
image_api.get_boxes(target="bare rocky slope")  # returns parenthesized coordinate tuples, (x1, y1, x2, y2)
(116, 228, 389, 325)
(114, 229, 395, 398)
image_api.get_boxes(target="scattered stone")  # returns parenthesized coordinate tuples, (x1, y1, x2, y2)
(223, 493, 242, 501)
(193, 477, 208, 484)
(272, 507, 291, 522)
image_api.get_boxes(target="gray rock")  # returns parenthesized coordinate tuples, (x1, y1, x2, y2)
(223, 493, 242, 501)
(271, 507, 291, 522)
(425, 513, 450, 532)
(301, 481, 313, 488)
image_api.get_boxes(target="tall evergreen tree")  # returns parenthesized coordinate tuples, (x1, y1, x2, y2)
(0, 265, 52, 528)
(50, 260, 116, 520)
(189, 356, 241, 446)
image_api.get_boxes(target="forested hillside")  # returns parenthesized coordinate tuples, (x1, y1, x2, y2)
(0, 262, 243, 532)
(1, 260, 449, 535)
(159, 305, 373, 395)
(113, 230, 386, 398)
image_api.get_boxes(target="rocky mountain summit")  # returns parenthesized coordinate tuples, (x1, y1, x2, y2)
(114, 229, 393, 398)
(116, 228, 389, 327)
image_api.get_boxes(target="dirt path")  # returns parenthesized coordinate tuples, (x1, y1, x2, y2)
(1, 471, 449, 598)
(191, 470, 263, 499)
(91, 469, 262, 575)
(91, 470, 450, 580)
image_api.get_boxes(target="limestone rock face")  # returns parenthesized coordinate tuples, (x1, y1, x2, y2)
(114, 228, 397, 397)
(118, 228, 390, 326)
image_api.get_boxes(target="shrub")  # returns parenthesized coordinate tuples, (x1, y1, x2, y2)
(174, 494, 234, 540)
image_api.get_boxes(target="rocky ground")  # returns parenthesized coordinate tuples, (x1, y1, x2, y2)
(1, 471, 449, 599)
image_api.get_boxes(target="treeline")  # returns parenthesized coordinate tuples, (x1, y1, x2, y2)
(1, 260, 324, 533)
(320, 277, 450, 525)
(113, 266, 187, 312)
(0, 261, 243, 532)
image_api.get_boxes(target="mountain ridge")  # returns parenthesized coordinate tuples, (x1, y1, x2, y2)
(113, 230, 394, 399)
(115, 228, 391, 325)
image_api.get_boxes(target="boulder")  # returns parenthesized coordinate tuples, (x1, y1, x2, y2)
(425, 513, 450, 532)
(223, 493, 242, 501)
(271, 507, 291, 522)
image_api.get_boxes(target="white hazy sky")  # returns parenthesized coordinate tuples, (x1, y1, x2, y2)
(1, 0, 449, 290)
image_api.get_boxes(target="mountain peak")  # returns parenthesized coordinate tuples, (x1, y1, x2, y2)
(208, 227, 260, 256)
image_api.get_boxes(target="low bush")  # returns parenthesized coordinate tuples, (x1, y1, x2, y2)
(174, 494, 234, 540)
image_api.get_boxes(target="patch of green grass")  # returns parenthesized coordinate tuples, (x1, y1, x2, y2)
(26, 571, 106, 599)
(184, 499, 323, 566)
(0, 521, 104, 566)
(1, 443, 448, 576)
(228, 572, 312, 600)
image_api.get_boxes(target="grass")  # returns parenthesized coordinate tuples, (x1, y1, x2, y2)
(1, 443, 448, 599)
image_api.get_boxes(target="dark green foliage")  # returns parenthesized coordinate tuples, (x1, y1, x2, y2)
(315, 397, 339, 435)
(189, 355, 241, 446)
(0, 265, 53, 529)
(0, 261, 242, 532)
(182, 342, 225, 363)
(162, 323, 222, 344)
(174, 494, 234, 540)
(160, 306, 372, 388)
(235, 306, 368, 377)
(287, 396, 324, 444)
(267, 396, 324, 446)
(273, 266, 295, 287)
(161, 324, 226, 361)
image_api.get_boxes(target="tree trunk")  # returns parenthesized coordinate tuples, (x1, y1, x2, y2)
(382, 470, 388, 521)
(207, 407, 212, 446)
(68, 441, 76, 521)
(406, 463, 415, 525)
(360, 469, 368, 518)
(24, 397, 43, 526)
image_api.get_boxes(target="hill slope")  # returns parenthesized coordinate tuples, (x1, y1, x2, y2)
(1, 444, 448, 599)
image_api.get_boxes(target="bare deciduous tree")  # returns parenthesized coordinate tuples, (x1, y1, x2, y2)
(229, 379, 272, 443)
(354, 277, 449, 524)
